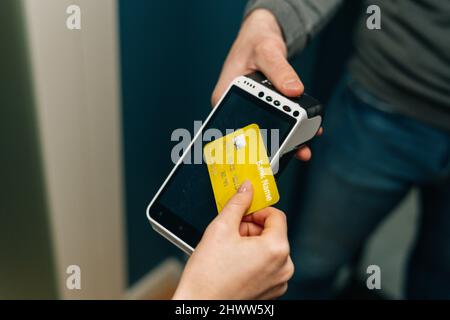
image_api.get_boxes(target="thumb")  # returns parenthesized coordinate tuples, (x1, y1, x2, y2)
(216, 180, 253, 227)
(254, 42, 304, 97)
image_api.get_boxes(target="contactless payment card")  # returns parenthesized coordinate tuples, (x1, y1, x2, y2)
(203, 123, 279, 215)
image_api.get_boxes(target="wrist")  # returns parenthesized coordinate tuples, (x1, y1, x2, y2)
(172, 291, 187, 300)
(173, 279, 221, 300)
(172, 285, 193, 300)
(243, 8, 283, 39)
(172, 281, 206, 300)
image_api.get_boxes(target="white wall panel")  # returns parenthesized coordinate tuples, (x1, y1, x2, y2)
(23, 0, 125, 299)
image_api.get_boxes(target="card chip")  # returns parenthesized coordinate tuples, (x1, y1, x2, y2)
(233, 134, 246, 150)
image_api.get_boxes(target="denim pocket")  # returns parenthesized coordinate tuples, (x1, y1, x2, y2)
(347, 77, 396, 115)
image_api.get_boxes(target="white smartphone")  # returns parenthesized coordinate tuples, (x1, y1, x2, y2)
(146, 72, 323, 254)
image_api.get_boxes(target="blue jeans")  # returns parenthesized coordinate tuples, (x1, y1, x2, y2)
(288, 74, 450, 299)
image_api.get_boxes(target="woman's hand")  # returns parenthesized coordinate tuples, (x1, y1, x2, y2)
(173, 180, 294, 300)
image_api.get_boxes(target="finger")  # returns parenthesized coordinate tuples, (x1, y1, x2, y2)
(253, 40, 304, 97)
(242, 207, 273, 226)
(260, 208, 288, 241)
(317, 127, 324, 136)
(294, 146, 312, 161)
(216, 180, 253, 227)
(258, 283, 289, 300)
(278, 256, 295, 283)
(212, 66, 239, 107)
(256, 256, 293, 299)
(293, 127, 323, 161)
(239, 222, 264, 237)
(241, 215, 254, 223)
(211, 53, 251, 106)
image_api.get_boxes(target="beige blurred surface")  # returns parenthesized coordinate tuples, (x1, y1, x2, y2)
(23, 0, 125, 299)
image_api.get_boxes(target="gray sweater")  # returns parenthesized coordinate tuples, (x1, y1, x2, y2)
(245, 0, 450, 131)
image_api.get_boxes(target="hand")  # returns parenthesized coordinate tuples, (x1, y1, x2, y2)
(212, 9, 321, 161)
(173, 180, 294, 300)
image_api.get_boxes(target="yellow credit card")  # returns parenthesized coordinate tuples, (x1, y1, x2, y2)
(203, 123, 279, 215)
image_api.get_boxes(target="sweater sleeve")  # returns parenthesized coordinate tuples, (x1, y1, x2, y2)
(244, 0, 344, 57)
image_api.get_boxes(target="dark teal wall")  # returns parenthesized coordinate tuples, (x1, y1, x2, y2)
(119, 0, 362, 286)
(119, 0, 248, 286)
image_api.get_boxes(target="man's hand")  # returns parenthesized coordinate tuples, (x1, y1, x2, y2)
(212, 9, 321, 161)
(173, 180, 294, 300)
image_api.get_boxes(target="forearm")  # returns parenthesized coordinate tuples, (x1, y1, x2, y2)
(245, 0, 344, 56)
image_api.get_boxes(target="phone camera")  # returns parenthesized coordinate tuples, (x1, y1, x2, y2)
(293, 110, 300, 117)
(266, 96, 273, 102)
(258, 92, 264, 98)
(283, 105, 291, 112)
(274, 100, 281, 107)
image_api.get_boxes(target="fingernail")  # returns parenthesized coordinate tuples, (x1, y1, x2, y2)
(238, 180, 251, 193)
(283, 79, 302, 91)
